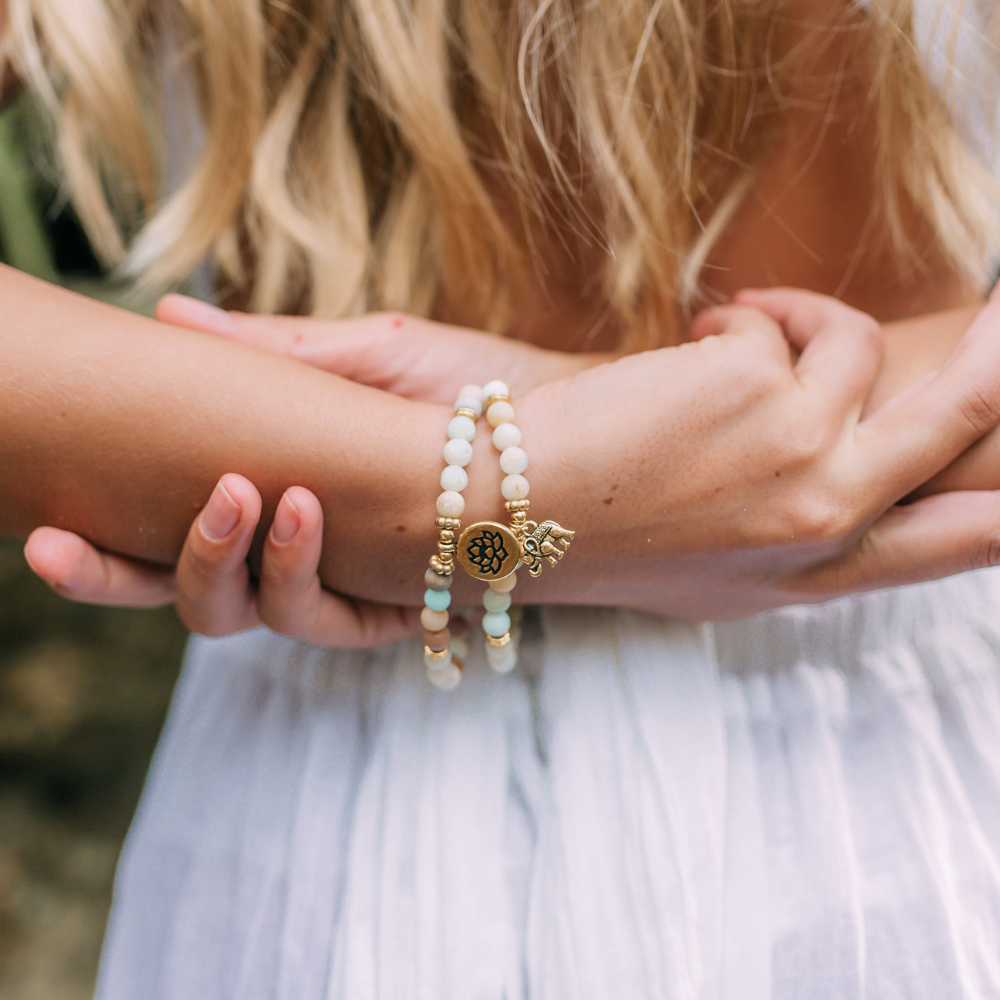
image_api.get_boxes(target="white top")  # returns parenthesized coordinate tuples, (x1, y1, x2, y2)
(96, 2, 1000, 996)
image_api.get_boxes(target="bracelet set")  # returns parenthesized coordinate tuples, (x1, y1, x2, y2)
(422, 381, 574, 690)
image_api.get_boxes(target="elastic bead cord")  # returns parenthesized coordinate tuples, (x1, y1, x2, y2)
(423, 383, 485, 690)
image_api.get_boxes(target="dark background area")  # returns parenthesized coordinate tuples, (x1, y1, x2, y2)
(0, 95, 188, 997)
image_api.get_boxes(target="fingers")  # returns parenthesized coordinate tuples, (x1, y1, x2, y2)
(257, 487, 423, 648)
(796, 490, 1000, 595)
(857, 295, 1000, 501)
(175, 474, 263, 635)
(734, 288, 884, 408)
(24, 527, 177, 607)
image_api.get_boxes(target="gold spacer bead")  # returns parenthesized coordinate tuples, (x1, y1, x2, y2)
(485, 394, 510, 410)
(485, 632, 512, 648)
(424, 645, 450, 661)
(505, 499, 531, 513)
(435, 516, 461, 530)
(438, 529, 455, 544)
(430, 556, 453, 576)
(437, 541, 457, 554)
(454, 407, 478, 421)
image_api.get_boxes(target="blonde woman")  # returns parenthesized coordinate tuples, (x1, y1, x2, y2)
(5, 0, 1000, 994)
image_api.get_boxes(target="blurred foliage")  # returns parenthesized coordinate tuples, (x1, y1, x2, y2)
(0, 95, 188, 997)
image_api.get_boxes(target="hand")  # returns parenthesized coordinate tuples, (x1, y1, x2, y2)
(154, 295, 607, 403)
(513, 286, 1000, 619)
(25, 474, 422, 647)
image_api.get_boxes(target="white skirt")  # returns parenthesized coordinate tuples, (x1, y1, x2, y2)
(96, 569, 1000, 999)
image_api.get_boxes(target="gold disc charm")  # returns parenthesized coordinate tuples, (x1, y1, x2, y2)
(456, 521, 521, 581)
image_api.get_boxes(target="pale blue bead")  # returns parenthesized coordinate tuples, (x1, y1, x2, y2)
(482, 610, 511, 637)
(482, 589, 511, 613)
(424, 588, 452, 611)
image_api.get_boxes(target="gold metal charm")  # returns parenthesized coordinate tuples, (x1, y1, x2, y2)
(518, 520, 575, 577)
(456, 521, 522, 581)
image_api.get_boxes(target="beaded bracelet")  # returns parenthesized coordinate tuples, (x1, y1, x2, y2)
(456, 380, 575, 674)
(422, 383, 484, 690)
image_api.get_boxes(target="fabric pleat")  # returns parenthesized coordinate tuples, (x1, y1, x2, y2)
(96, 569, 1000, 999)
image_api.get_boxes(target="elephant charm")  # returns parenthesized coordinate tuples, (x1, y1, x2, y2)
(519, 520, 576, 577)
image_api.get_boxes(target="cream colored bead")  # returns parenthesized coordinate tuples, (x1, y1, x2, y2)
(447, 414, 477, 441)
(458, 383, 484, 402)
(436, 491, 465, 517)
(440, 465, 469, 492)
(427, 662, 462, 690)
(450, 635, 469, 660)
(482, 379, 510, 399)
(492, 423, 521, 451)
(453, 395, 483, 417)
(486, 641, 517, 674)
(501, 474, 529, 501)
(486, 400, 515, 427)
(420, 606, 449, 631)
(499, 446, 528, 475)
(489, 571, 517, 593)
(443, 437, 474, 467)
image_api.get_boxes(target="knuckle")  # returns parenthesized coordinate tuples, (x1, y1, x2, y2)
(783, 489, 861, 544)
(969, 530, 1000, 571)
(957, 380, 1000, 434)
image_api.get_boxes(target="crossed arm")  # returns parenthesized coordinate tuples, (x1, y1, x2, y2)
(7, 260, 1000, 627)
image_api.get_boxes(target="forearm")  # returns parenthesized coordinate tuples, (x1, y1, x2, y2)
(0, 266, 481, 602)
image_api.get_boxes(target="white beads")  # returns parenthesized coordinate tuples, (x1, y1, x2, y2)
(499, 446, 528, 475)
(447, 415, 477, 441)
(492, 423, 521, 451)
(458, 384, 485, 402)
(443, 437, 473, 467)
(501, 474, 530, 501)
(421, 607, 449, 631)
(486, 400, 515, 427)
(489, 571, 517, 593)
(453, 395, 483, 417)
(424, 647, 452, 671)
(482, 379, 510, 399)
(440, 465, 468, 492)
(482, 588, 511, 613)
(428, 661, 463, 690)
(486, 642, 517, 674)
(436, 490, 465, 517)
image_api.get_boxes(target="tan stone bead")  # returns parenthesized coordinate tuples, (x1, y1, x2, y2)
(420, 607, 449, 631)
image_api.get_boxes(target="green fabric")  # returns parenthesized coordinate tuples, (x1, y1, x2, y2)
(0, 97, 59, 282)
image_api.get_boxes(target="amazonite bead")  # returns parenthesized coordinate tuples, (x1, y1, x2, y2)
(482, 589, 511, 613)
(428, 662, 462, 690)
(482, 610, 511, 637)
(447, 415, 477, 441)
(482, 379, 510, 399)
(489, 571, 517, 593)
(492, 423, 521, 451)
(440, 465, 469, 492)
(500, 446, 528, 475)
(443, 437, 473, 467)
(421, 606, 449, 631)
(454, 394, 483, 416)
(458, 383, 484, 402)
(486, 642, 517, 674)
(436, 491, 465, 517)
(486, 400, 515, 427)
(424, 588, 452, 611)
(501, 474, 529, 501)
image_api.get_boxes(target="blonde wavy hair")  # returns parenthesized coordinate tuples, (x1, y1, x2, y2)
(2, 0, 998, 349)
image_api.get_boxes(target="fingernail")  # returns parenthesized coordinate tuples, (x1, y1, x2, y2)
(165, 294, 233, 327)
(201, 482, 241, 540)
(271, 493, 300, 544)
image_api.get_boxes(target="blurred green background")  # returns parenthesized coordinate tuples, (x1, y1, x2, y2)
(0, 94, 188, 997)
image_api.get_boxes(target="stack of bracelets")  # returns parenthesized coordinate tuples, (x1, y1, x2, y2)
(421, 380, 575, 689)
